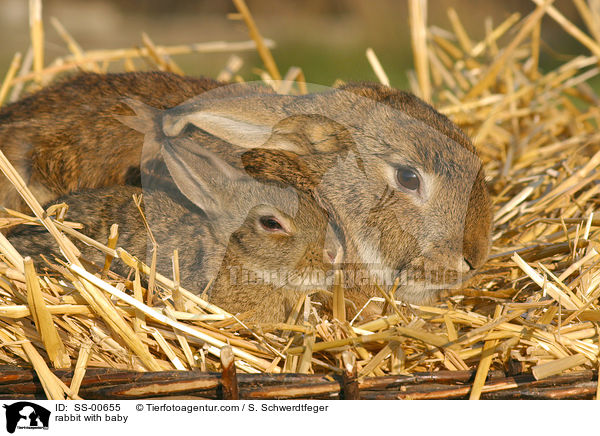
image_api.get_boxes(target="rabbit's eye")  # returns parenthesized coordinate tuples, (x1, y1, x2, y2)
(396, 166, 420, 191)
(259, 216, 285, 232)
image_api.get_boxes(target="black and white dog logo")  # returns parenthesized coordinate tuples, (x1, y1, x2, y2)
(3, 402, 50, 433)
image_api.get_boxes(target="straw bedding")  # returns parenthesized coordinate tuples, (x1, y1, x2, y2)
(0, 0, 598, 399)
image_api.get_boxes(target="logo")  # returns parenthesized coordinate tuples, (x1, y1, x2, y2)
(3, 402, 50, 433)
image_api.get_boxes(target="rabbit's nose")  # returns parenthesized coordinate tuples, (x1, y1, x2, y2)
(445, 257, 471, 273)
(459, 258, 472, 273)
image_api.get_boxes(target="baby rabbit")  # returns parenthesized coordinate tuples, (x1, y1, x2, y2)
(140, 82, 492, 308)
(0, 71, 229, 213)
(9, 148, 335, 323)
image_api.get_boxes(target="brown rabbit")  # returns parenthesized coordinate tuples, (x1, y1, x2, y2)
(0, 71, 232, 213)
(8, 148, 335, 323)
(2, 72, 491, 310)
(138, 82, 492, 309)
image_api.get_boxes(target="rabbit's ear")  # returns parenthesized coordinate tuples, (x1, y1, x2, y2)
(240, 148, 325, 191)
(115, 98, 161, 135)
(160, 140, 246, 220)
(162, 94, 350, 155)
(267, 114, 352, 154)
(164, 110, 275, 150)
(163, 94, 292, 149)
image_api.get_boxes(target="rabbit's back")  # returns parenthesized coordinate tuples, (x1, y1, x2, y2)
(0, 72, 224, 212)
(8, 186, 218, 293)
(8, 183, 334, 322)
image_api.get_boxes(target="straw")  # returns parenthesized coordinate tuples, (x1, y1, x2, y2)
(70, 342, 92, 396)
(408, 0, 431, 100)
(366, 48, 391, 86)
(232, 0, 281, 80)
(0, 52, 22, 107)
(29, 0, 44, 84)
(50, 17, 100, 73)
(24, 258, 70, 369)
(532, 354, 588, 380)
(466, 0, 554, 100)
(0, 0, 599, 391)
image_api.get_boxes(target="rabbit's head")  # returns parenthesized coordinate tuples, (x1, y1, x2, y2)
(209, 187, 336, 322)
(131, 82, 492, 305)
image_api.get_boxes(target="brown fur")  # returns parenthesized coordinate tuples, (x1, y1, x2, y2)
(9, 158, 333, 324)
(2, 72, 492, 317)
(338, 81, 492, 271)
(0, 72, 224, 212)
(150, 86, 493, 307)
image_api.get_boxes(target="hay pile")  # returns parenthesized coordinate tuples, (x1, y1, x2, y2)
(0, 0, 598, 399)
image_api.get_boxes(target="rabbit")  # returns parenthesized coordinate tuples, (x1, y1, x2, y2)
(0, 71, 239, 213)
(8, 147, 337, 323)
(128, 81, 493, 310)
(1, 71, 492, 310)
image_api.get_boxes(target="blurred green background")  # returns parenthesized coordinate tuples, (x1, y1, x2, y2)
(0, 0, 594, 89)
